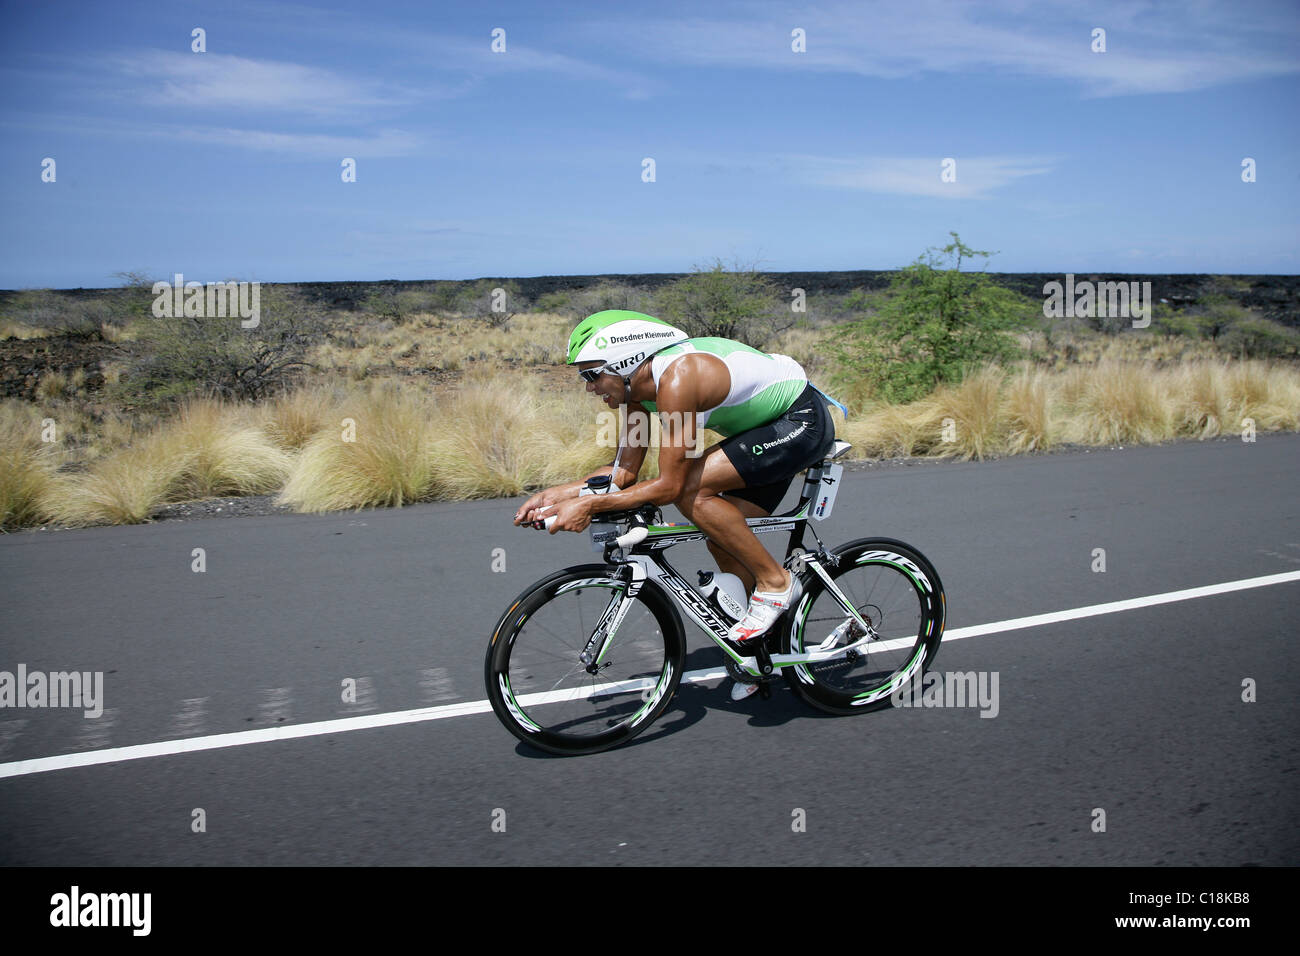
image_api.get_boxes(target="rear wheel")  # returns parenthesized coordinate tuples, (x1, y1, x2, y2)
(780, 538, 945, 715)
(485, 565, 685, 755)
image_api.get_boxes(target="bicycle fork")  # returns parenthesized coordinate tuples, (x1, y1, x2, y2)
(578, 562, 647, 674)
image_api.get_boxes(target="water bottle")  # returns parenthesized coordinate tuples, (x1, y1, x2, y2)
(697, 571, 748, 622)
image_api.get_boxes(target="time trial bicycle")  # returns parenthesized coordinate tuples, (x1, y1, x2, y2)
(485, 440, 946, 755)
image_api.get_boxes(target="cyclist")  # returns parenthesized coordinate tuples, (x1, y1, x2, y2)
(513, 310, 838, 695)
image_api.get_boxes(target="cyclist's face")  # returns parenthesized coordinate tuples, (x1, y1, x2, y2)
(578, 363, 621, 406)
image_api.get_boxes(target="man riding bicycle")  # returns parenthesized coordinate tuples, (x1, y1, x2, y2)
(514, 310, 837, 693)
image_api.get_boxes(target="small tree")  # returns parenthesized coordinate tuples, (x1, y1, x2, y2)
(127, 284, 323, 403)
(3, 289, 105, 339)
(834, 233, 1034, 404)
(453, 279, 525, 329)
(1220, 316, 1300, 358)
(653, 258, 792, 347)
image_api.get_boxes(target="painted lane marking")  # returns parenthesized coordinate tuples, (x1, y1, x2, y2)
(2, 569, 1297, 780)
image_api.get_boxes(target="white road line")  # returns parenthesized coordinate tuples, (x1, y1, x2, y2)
(2, 569, 1297, 780)
(940, 569, 1300, 641)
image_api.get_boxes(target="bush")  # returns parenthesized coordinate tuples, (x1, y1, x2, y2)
(1219, 316, 1300, 358)
(1, 289, 105, 339)
(362, 283, 463, 323)
(453, 279, 527, 328)
(124, 284, 324, 403)
(833, 234, 1034, 405)
(533, 290, 574, 313)
(653, 259, 792, 347)
(1152, 303, 1203, 339)
(564, 282, 655, 319)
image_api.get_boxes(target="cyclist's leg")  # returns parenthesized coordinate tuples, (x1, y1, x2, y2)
(707, 494, 770, 594)
(687, 385, 835, 593)
(674, 445, 790, 593)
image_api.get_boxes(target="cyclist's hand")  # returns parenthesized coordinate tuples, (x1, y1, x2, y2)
(546, 496, 593, 534)
(514, 490, 557, 526)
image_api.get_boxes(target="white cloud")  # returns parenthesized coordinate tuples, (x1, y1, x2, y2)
(576, 0, 1300, 97)
(173, 126, 422, 158)
(792, 154, 1055, 198)
(111, 51, 412, 114)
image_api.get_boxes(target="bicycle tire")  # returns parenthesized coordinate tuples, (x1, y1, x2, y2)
(485, 564, 686, 755)
(779, 537, 945, 715)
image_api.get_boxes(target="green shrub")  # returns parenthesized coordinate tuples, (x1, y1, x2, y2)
(832, 234, 1035, 405)
(1219, 316, 1300, 358)
(653, 259, 791, 347)
(1, 289, 105, 339)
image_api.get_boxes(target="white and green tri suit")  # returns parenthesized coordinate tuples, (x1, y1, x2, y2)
(638, 337, 835, 513)
(640, 337, 808, 437)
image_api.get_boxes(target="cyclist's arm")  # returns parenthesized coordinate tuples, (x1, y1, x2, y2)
(513, 402, 650, 523)
(585, 365, 700, 516)
(594, 402, 650, 490)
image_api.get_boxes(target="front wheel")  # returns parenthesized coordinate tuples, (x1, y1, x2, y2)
(485, 565, 686, 755)
(780, 538, 945, 715)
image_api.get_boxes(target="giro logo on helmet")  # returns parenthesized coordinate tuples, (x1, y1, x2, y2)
(566, 310, 691, 371)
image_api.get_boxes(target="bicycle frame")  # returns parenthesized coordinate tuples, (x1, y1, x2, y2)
(583, 450, 882, 679)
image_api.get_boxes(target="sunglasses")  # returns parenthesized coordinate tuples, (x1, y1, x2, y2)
(578, 365, 610, 383)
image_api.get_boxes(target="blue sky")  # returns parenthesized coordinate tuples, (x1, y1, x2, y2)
(1, 0, 1297, 289)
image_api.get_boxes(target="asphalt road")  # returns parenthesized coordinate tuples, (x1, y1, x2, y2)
(1, 435, 1297, 865)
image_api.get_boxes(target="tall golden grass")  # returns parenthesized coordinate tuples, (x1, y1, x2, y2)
(276, 373, 619, 511)
(42, 398, 291, 526)
(0, 402, 62, 528)
(2, 357, 1297, 527)
(840, 358, 1299, 460)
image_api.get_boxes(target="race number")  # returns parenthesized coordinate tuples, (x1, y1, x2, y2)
(812, 463, 843, 522)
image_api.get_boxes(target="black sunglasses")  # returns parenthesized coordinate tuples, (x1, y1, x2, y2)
(578, 365, 609, 383)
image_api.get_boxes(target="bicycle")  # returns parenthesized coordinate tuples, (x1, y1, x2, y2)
(484, 440, 946, 755)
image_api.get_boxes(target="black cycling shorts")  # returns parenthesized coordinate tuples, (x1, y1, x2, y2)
(719, 383, 836, 514)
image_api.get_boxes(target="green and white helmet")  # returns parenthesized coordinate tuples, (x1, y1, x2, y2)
(566, 310, 690, 377)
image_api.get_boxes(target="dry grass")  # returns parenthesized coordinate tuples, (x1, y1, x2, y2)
(276, 373, 617, 511)
(36, 370, 69, 400)
(769, 327, 827, 376)
(311, 312, 571, 378)
(1002, 367, 1054, 453)
(839, 401, 945, 459)
(927, 365, 1006, 460)
(43, 437, 186, 526)
(838, 358, 1299, 461)
(4, 350, 1298, 527)
(164, 400, 293, 499)
(0, 320, 52, 341)
(42, 398, 292, 525)
(0, 402, 62, 529)
(1057, 359, 1173, 445)
(259, 386, 342, 450)
(276, 381, 441, 511)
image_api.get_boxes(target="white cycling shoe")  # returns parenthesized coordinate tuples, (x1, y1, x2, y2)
(725, 571, 802, 702)
(725, 570, 802, 648)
